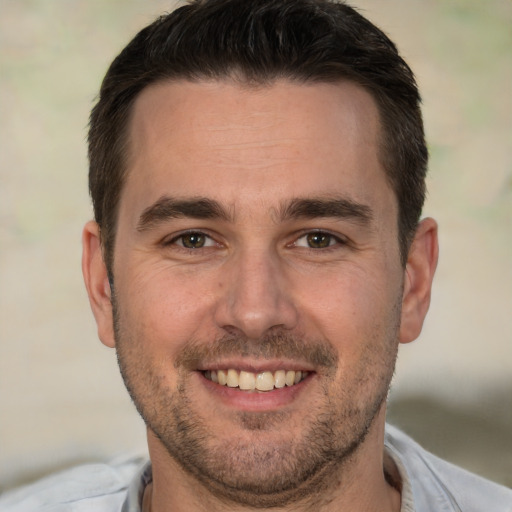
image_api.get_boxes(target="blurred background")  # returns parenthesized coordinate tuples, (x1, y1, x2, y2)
(1, 0, 511, 492)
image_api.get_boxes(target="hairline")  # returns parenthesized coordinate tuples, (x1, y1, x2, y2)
(102, 74, 409, 272)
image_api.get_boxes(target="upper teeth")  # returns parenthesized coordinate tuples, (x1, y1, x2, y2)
(204, 369, 308, 391)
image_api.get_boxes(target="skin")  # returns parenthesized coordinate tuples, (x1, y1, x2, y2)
(83, 79, 438, 512)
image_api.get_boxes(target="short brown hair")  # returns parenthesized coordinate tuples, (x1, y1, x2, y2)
(88, 0, 427, 271)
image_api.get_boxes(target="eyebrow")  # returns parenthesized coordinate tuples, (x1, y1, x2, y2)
(278, 197, 373, 225)
(136, 194, 373, 233)
(137, 196, 232, 232)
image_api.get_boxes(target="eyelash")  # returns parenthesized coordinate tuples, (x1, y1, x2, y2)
(292, 230, 348, 251)
(164, 230, 218, 250)
(164, 229, 347, 252)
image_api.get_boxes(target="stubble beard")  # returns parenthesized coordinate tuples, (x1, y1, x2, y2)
(112, 297, 400, 508)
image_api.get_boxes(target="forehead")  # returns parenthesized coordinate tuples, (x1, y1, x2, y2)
(122, 79, 395, 219)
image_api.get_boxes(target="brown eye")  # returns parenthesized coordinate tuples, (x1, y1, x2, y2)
(180, 233, 207, 249)
(306, 232, 333, 248)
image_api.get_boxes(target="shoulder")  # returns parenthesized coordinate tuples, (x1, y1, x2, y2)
(0, 455, 147, 512)
(385, 424, 512, 512)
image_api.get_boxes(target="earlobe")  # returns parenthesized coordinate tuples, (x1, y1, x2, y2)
(399, 217, 439, 344)
(82, 221, 116, 348)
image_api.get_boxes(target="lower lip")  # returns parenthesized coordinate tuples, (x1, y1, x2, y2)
(197, 372, 312, 412)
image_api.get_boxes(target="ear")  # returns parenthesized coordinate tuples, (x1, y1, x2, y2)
(399, 217, 439, 344)
(82, 220, 116, 348)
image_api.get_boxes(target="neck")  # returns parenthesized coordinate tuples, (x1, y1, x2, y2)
(145, 408, 401, 512)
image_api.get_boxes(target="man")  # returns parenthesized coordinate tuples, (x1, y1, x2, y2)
(1, 1, 510, 511)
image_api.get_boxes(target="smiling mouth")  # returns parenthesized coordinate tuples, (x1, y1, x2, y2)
(203, 369, 310, 392)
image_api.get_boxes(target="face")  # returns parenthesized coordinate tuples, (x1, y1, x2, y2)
(88, 79, 414, 506)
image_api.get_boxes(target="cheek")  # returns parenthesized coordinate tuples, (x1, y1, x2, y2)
(297, 264, 398, 342)
(116, 262, 218, 354)
(305, 267, 401, 401)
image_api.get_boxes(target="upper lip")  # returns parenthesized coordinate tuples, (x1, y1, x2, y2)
(196, 358, 316, 374)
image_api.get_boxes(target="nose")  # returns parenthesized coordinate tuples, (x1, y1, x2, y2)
(213, 248, 299, 339)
